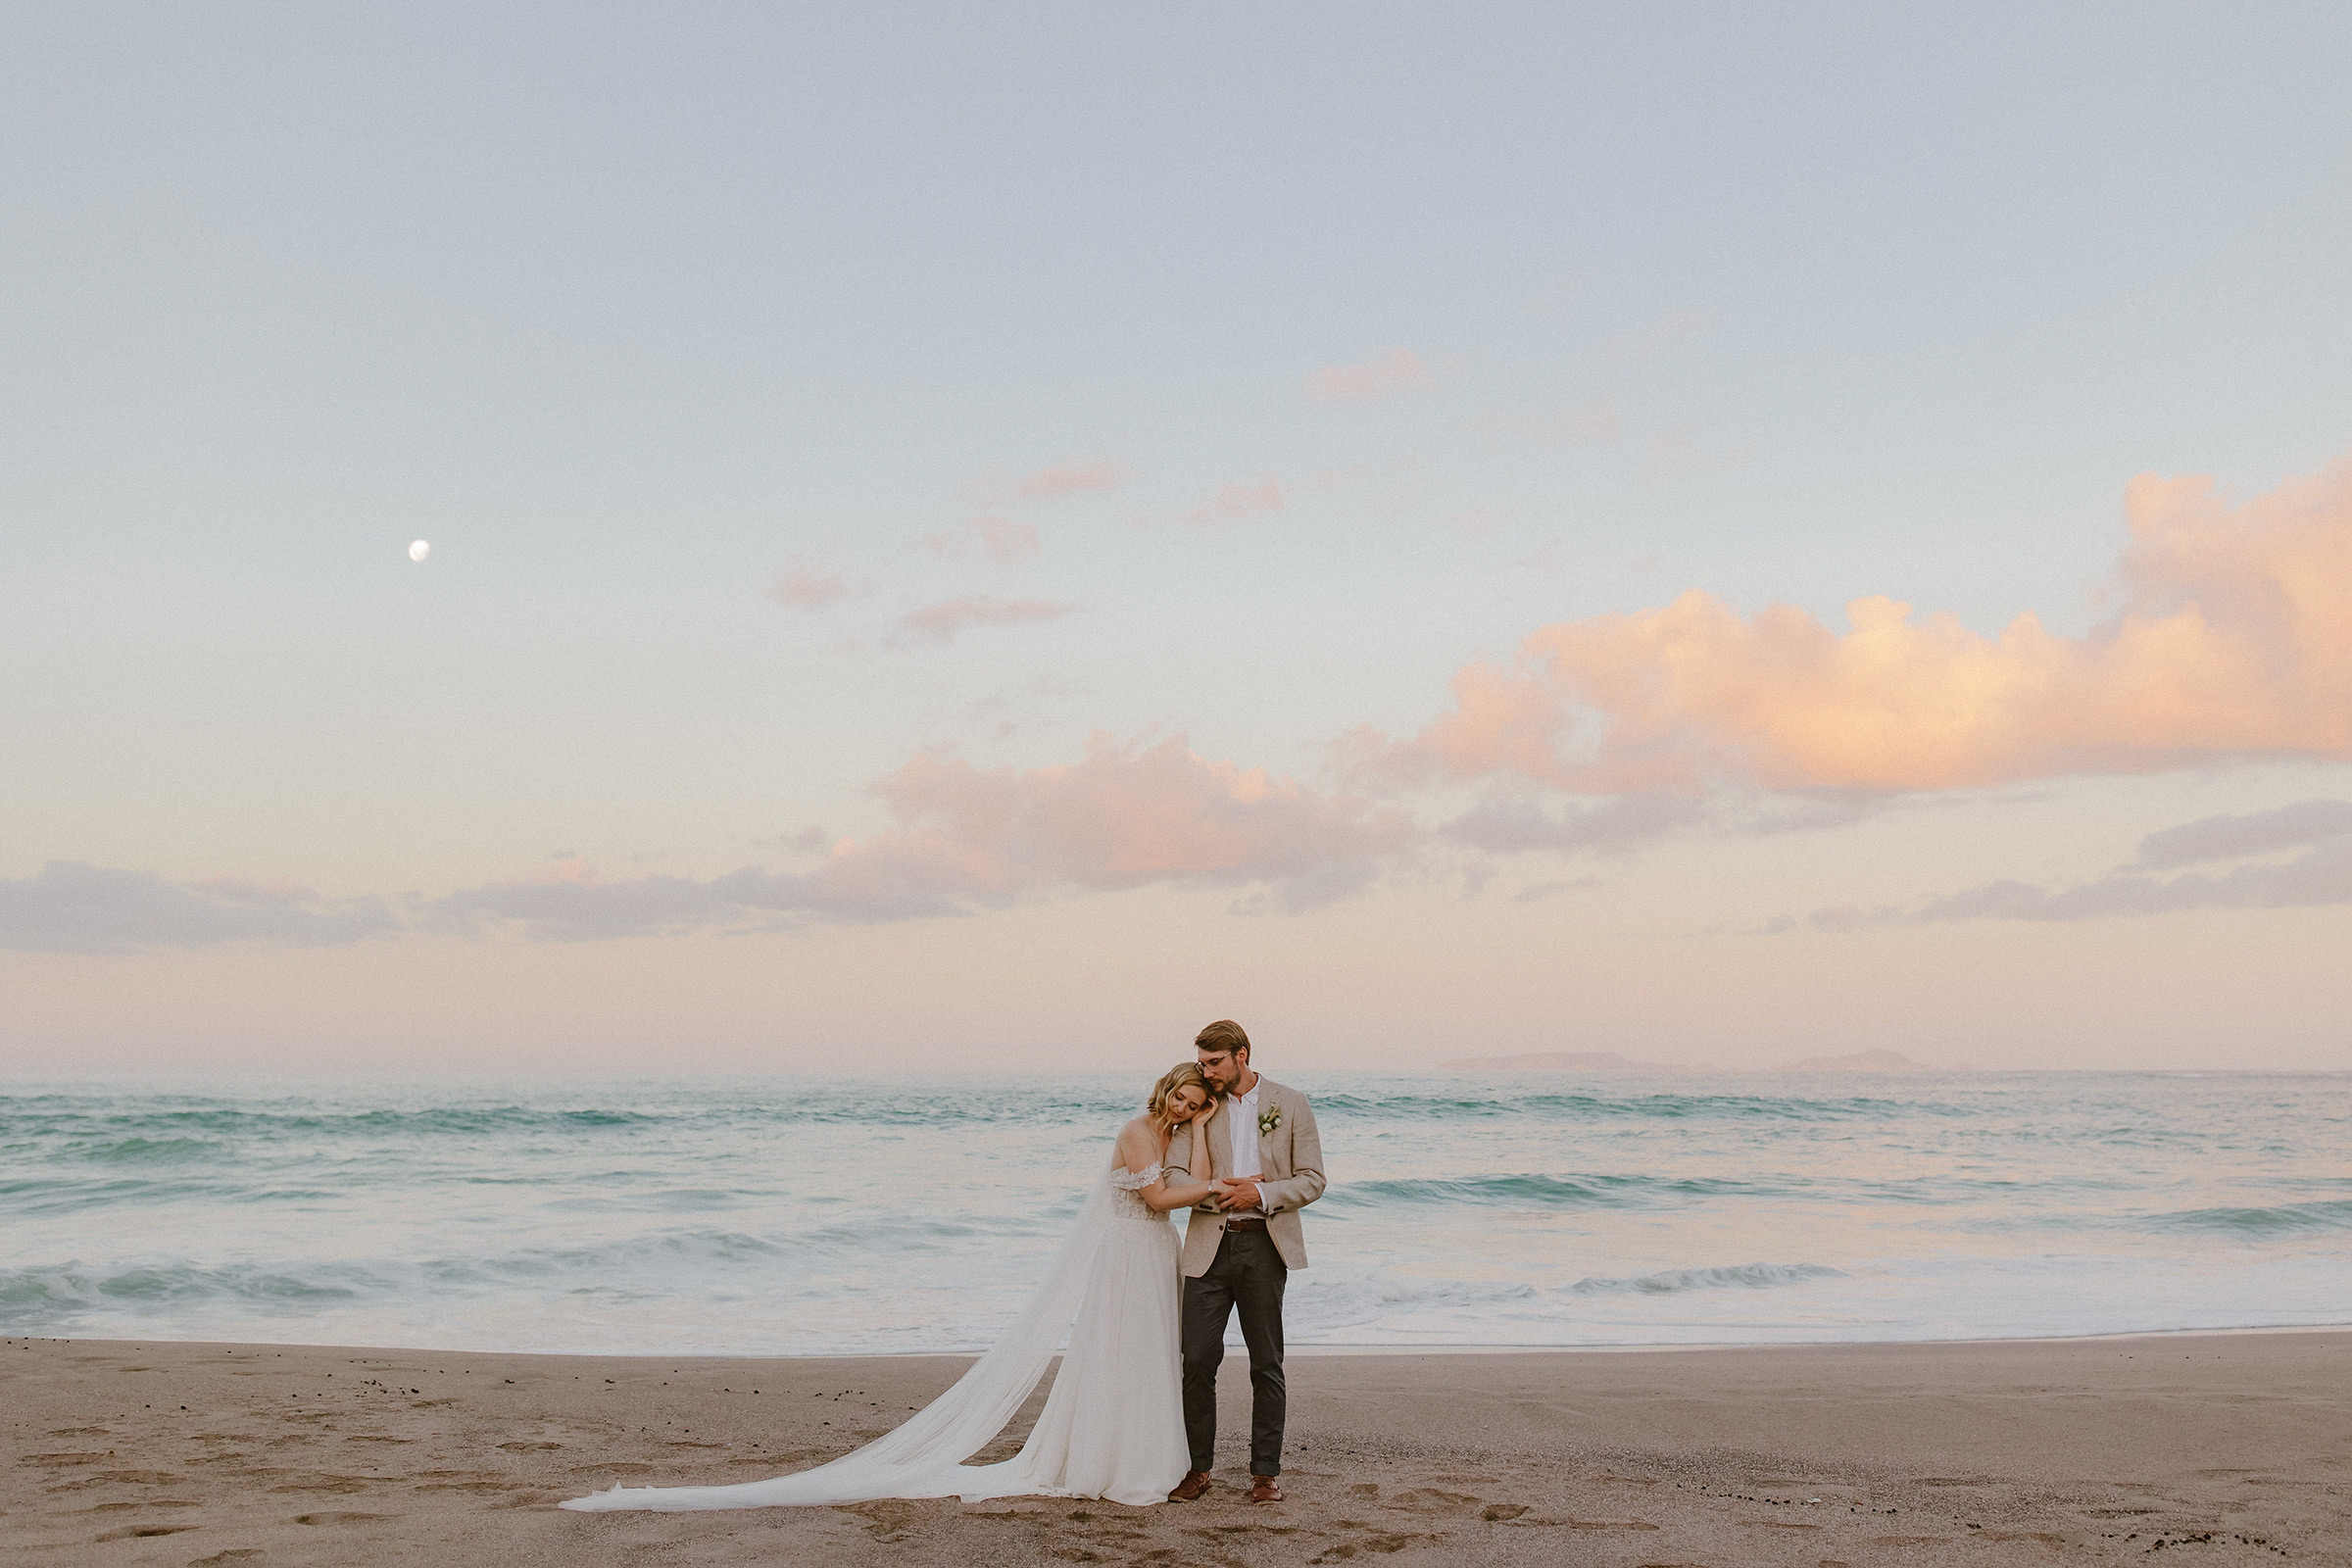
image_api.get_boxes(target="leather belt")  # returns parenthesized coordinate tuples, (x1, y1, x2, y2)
(1221, 1215, 1268, 1231)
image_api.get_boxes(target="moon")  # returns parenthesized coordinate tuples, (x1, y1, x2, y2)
(408, 540, 430, 564)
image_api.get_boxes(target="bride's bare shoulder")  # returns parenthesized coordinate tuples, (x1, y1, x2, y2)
(1112, 1116, 1164, 1173)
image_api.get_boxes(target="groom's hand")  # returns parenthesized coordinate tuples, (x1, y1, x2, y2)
(1220, 1177, 1261, 1211)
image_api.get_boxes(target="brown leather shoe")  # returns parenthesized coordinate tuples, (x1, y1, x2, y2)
(1166, 1469, 1211, 1502)
(1250, 1474, 1284, 1502)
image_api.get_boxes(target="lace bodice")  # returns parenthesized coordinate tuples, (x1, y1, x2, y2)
(1106, 1162, 1171, 1223)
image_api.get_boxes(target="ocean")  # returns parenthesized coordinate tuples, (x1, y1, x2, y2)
(4, 1071, 2347, 1356)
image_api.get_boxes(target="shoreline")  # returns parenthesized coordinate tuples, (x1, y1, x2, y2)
(15, 1315, 2351, 1360)
(9, 1330, 2347, 1565)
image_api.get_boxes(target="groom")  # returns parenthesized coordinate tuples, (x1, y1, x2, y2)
(1166, 1019, 1325, 1504)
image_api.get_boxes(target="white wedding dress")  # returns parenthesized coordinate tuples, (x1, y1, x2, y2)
(561, 1156, 1191, 1511)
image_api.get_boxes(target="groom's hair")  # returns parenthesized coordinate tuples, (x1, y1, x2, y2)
(1195, 1018, 1251, 1062)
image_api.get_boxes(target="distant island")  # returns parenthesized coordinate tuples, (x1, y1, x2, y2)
(1441, 1050, 1690, 1072)
(1778, 1048, 1935, 1073)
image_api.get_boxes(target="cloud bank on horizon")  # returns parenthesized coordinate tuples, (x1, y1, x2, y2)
(1788, 797, 2352, 934)
(0, 864, 397, 955)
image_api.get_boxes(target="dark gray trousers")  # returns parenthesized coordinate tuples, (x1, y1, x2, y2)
(1180, 1226, 1288, 1476)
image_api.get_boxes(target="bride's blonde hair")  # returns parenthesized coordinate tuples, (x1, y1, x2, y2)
(1146, 1062, 1211, 1130)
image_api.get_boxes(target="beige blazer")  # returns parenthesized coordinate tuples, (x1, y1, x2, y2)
(1167, 1077, 1325, 1276)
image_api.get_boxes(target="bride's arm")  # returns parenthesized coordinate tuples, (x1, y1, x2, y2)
(1118, 1123, 1223, 1213)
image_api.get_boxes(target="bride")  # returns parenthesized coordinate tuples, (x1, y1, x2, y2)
(562, 1063, 1239, 1512)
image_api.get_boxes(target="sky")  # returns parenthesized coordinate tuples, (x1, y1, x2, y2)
(5, 2, 2351, 1074)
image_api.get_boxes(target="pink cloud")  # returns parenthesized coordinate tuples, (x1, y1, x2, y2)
(959, 458, 1135, 512)
(830, 734, 1409, 899)
(1305, 349, 1432, 404)
(896, 595, 1077, 643)
(1179, 476, 1285, 528)
(922, 515, 1042, 564)
(1356, 454, 2352, 794)
(770, 556, 853, 609)
(427, 735, 1410, 937)
(1010, 457, 1135, 502)
(1123, 476, 1289, 530)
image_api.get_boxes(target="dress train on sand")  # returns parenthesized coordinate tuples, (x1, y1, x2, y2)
(559, 1159, 1189, 1511)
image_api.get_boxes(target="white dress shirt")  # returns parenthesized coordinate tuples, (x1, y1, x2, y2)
(1224, 1075, 1264, 1211)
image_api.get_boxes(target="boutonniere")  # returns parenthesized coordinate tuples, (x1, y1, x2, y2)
(1257, 1104, 1281, 1137)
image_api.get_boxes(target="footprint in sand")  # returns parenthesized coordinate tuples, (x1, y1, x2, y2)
(53, 1469, 185, 1491)
(269, 1474, 375, 1494)
(293, 1511, 399, 1525)
(1312, 1532, 1428, 1560)
(845, 1499, 930, 1542)
(93, 1526, 196, 1542)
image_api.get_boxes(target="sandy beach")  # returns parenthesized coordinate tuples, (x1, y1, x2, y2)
(5, 1331, 2344, 1566)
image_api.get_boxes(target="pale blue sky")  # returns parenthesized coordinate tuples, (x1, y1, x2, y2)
(6, 4, 2350, 1068)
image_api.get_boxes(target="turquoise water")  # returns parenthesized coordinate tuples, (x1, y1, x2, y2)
(3, 1072, 2347, 1354)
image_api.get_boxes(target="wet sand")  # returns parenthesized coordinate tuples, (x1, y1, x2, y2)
(5, 1331, 2345, 1565)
